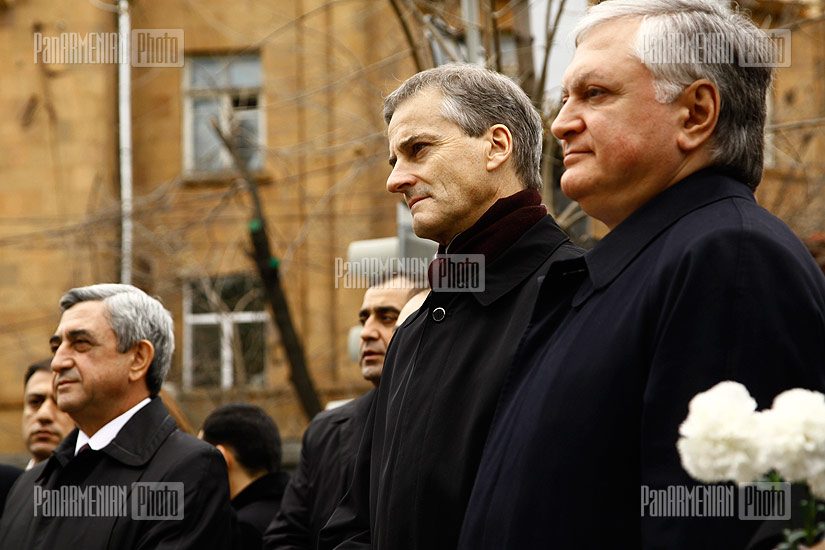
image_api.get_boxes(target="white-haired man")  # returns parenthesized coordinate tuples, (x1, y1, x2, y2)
(459, 2, 825, 548)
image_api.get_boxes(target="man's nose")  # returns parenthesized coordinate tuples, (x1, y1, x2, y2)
(550, 100, 585, 141)
(51, 346, 71, 372)
(387, 161, 416, 194)
(36, 398, 59, 422)
(360, 316, 380, 342)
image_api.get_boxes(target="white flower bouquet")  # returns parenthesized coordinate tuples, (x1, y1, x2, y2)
(678, 381, 825, 549)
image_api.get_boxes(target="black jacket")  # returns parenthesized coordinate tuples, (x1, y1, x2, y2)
(265, 391, 374, 550)
(459, 170, 825, 549)
(0, 396, 235, 550)
(0, 464, 22, 521)
(321, 215, 582, 550)
(235, 471, 291, 550)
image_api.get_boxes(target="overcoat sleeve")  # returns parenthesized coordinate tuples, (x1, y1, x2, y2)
(640, 224, 825, 548)
(264, 425, 317, 549)
(134, 443, 235, 550)
(317, 398, 376, 550)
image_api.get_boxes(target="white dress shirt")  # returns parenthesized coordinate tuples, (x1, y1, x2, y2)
(74, 397, 152, 455)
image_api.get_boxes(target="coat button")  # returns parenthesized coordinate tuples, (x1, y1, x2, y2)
(432, 307, 446, 322)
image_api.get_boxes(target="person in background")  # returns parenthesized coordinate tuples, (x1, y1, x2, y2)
(201, 403, 290, 550)
(21, 358, 75, 468)
(265, 274, 425, 550)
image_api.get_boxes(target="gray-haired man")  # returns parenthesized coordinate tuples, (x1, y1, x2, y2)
(459, 1, 825, 548)
(0, 284, 234, 550)
(320, 64, 581, 550)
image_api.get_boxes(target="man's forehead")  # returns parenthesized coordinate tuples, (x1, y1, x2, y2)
(563, 20, 642, 90)
(576, 16, 641, 51)
(360, 285, 411, 311)
(26, 370, 53, 391)
(55, 300, 109, 333)
(388, 90, 447, 138)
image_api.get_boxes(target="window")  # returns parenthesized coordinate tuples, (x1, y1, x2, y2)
(182, 274, 270, 390)
(182, 54, 264, 175)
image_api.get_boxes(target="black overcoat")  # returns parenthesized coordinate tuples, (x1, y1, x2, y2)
(265, 390, 374, 550)
(0, 396, 235, 550)
(321, 215, 582, 550)
(459, 169, 825, 549)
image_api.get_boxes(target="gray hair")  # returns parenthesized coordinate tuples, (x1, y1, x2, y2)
(574, 0, 774, 189)
(59, 284, 174, 396)
(383, 63, 544, 190)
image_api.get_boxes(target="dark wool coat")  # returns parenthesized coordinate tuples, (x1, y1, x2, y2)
(321, 215, 582, 550)
(0, 397, 235, 550)
(264, 390, 374, 550)
(459, 169, 825, 550)
(234, 471, 290, 550)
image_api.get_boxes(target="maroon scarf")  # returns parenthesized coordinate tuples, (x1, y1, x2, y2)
(428, 189, 547, 287)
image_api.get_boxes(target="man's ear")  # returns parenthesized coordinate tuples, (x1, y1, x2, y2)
(127, 340, 154, 384)
(485, 124, 514, 172)
(675, 79, 719, 152)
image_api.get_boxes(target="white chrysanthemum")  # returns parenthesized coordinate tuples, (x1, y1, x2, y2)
(757, 389, 825, 483)
(677, 381, 762, 484)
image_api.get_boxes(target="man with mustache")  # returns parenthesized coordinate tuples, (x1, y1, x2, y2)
(320, 64, 582, 550)
(0, 283, 234, 550)
(266, 274, 424, 550)
(21, 359, 75, 469)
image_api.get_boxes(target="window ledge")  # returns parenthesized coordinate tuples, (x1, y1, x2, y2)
(182, 170, 272, 187)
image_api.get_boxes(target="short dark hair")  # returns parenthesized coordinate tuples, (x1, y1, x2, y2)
(201, 403, 282, 474)
(24, 358, 53, 386)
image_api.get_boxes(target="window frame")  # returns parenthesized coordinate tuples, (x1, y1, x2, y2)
(181, 53, 267, 177)
(181, 277, 270, 391)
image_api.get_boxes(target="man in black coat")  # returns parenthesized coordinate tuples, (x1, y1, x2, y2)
(319, 64, 581, 550)
(265, 278, 426, 550)
(458, 1, 825, 549)
(202, 403, 291, 550)
(0, 284, 234, 550)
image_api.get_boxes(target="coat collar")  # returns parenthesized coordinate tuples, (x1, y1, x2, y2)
(573, 168, 755, 307)
(471, 215, 571, 307)
(232, 471, 290, 510)
(39, 396, 178, 480)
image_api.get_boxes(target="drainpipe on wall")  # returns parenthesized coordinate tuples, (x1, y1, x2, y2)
(118, 0, 133, 285)
(461, 0, 483, 65)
